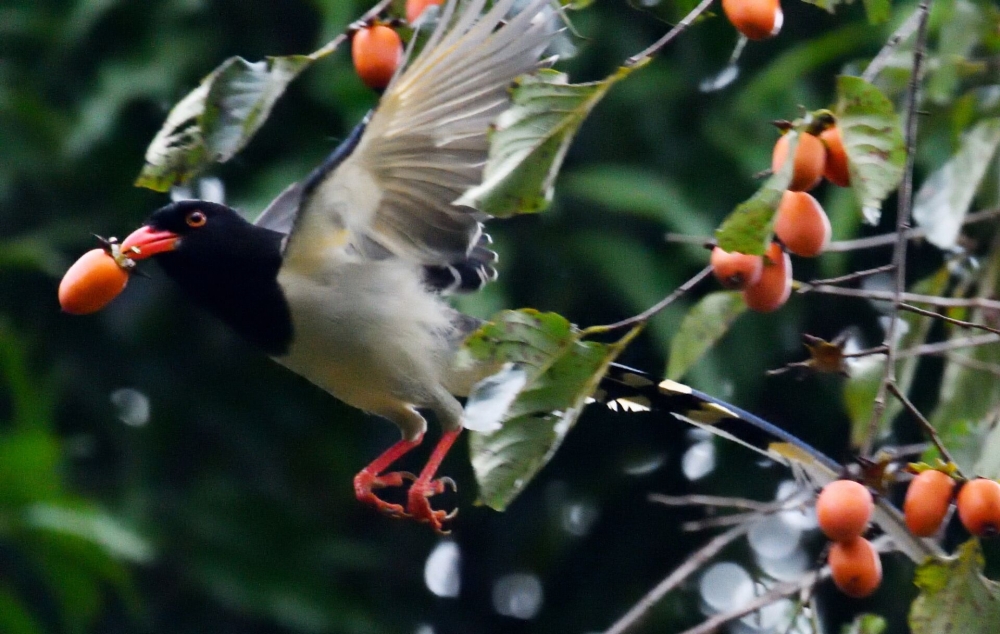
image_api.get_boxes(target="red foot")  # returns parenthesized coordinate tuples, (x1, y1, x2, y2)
(407, 477, 458, 533)
(354, 470, 416, 517)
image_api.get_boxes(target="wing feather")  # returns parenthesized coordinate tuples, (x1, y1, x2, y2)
(286, 0, 559, 269)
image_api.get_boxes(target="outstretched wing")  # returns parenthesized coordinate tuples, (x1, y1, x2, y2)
(282, 0, 559, 271)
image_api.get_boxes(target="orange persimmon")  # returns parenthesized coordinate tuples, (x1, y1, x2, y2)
(904, 470, 956, 537)
(58, 248, 130, 315)
(407, 0, 443, 23)
(816, 480, 874, 542)
(957, 478, 1000, 537)
(774, 191, 831, 258)
(742, 242, 791, 313)
(828, 537, 882, 598)
(772, 132, 826, 192)
(710, 247, 764, 290)
(820, 126, 850, 187)
(721, 0, 783, 40)
(352, 24, 403, 91)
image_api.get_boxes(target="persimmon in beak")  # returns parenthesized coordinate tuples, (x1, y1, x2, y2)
(121, 226, 179, 260)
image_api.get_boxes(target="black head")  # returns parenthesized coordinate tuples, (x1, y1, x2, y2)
(122, 200, 293, 355)
(123, 200, 270, 263)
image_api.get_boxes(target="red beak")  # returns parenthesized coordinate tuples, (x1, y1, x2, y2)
(121, 226, 179, 260)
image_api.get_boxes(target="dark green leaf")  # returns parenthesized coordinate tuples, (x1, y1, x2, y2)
(560, 166, 713, 235)
(926, 0, 986, 104)
(0, 430, 62, 508)
(861, 0, 890, 24)
(22, 503, 154, 564)
(842, 614, 887, 634)
(834, 76, 906, 224)
(714, 132, 798, 255)
(135, 54, 315, 192)
(0, 588, 45, 634)
(843, 269, 948, 446)
(930, 250, 1000, 477)
(910, 539, 1000, 634)
(667, 291, 746, 381)
(457, 64, 639, 216)
(913, 118, 1000, 249)
(464, 310, 638, 510)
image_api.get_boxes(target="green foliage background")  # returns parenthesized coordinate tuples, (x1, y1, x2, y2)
(1, 0, 998, 633)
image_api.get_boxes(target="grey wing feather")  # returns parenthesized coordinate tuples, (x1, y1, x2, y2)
(253, 182, 303, 235)
(284, 0, 560, 270)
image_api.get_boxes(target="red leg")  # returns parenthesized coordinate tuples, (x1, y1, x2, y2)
(354, 434, 422, 517)
(407, 429, 462, 533)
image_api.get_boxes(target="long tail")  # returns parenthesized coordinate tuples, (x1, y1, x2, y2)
(596, 363, 940, 563)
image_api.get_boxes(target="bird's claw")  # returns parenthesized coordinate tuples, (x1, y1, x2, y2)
(407, 478, 459, 534)
(354, 470, 417, 517)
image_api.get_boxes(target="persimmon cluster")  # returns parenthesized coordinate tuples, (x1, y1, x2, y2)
(710, 119, 849, 312)
(904, 470, 1000, 538)
(816, 480, 881, 598)
(815, 471, 1000, 599)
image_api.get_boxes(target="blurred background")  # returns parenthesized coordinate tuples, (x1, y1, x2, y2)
(0, 0, 989, 632)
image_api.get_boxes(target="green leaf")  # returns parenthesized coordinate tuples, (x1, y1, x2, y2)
(22, 503, 154, 564)
(713, 132, 798, 255)
(464, 310, 638, 510)
(457, 64, 640, 216)
(135, 54, 315, 192)
(926, 0, 985, 104)
(913, 118, 1000, 249)
(834, 76, 906, 224)
(0, 430, 62, 508)
(910, 540, 1000, 634)
(842, 269, 948, 446)
(861, 0, 890, 24)
(667, 291, 746, 381)
(842, 614, 887, 634)
(560, 166, 713, 235)
(930, 249, 1000, 476)
(797, 0, 888, 22)
(0, 588, 45, 634)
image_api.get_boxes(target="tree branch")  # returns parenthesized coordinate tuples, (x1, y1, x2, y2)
(627, 0, 716, 66)
(603, 523, 750, 634)
(585, 265, 713, 334)
(862, 0, 933, 457)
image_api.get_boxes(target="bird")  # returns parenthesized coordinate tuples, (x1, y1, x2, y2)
(119, 0, 560, 532)
(110, 0, 941, 557)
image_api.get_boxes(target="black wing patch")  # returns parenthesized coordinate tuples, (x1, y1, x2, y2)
(424, 231, 498, 294)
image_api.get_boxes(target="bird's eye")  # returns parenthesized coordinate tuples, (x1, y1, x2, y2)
(186, 211, 207, 228)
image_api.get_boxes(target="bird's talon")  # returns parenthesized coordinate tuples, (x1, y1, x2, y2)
(407, 481, 458, 533)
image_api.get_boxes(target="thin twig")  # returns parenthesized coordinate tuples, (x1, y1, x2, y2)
(896, 333, 1000, 358)
(603, 523, 750, 634)
(944, 353, 1000, 378)
(899, 303, 1000, 336)
(648, 493, 774, 512)
(677, 570, 827, 634)
(586, 265, 713, 333)
(664, 205, 1000, 251)
(808, 264, 896, 288)
(826, 207, 1000, 251)
(681, 513, 762, 532)
(862, 0, 933, 458)
(309, 0, 394, 58)
(844, 345, 889, 358)
(626, 0, 716, 66)
(798, 284, 1000, 311)
(861, 8, 925, 82)
(887, 381, 963, 474)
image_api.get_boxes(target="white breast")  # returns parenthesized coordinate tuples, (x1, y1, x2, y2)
(274, 257, 460, 429)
